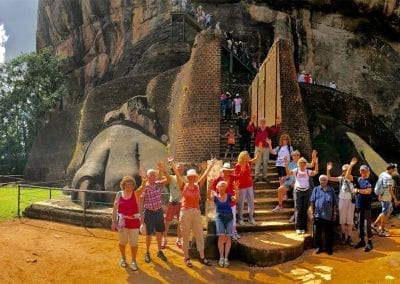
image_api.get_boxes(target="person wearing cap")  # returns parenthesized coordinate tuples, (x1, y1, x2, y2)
(327, 160, 355, 246)
(310, 175, 338, 255)
(111, 175, 146, 271)
(297, 71, 305, 83)
(141, 162, 171, 264)
(224, 92, 233, 121)
(247, 115, 281, 182)
(210, 162, 240, 240)
(233, 94, 242, 116)
(172, 160, 216, 267)
(285, 155, 318, 234)
(372, 163, 399, 237)
(346, 157, 373, 251)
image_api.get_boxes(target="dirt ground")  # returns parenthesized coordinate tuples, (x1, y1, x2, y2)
(1, 218, 400, 284)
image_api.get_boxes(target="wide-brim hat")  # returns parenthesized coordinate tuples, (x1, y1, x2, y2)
(187, 169, 198, 177)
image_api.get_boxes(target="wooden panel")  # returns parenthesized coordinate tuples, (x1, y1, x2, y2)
(257, 64, 265, 121)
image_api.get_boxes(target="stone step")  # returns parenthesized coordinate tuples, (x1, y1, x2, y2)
(243, 207, 294, 220)
(253, 197, 294, 207)
(236, 220, 295, 233)
(233, 231, 311, 267)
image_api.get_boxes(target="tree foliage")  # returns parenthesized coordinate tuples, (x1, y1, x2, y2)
(0, 48, 68, 174)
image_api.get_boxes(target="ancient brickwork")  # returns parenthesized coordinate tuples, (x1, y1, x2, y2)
(169, 31, 221, 163)
(278, 39, 313, 158)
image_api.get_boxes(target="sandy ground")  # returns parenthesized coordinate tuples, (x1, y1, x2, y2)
(1, 218, 400, 284)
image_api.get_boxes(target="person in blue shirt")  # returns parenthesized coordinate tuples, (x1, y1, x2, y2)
(346, 158, 373, 251)
(310, 175, 338, 255)
(208, 179, 239, 268)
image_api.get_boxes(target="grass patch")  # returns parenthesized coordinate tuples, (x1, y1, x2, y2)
(0, 186, 63, 220)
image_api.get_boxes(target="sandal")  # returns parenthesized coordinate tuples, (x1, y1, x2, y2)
(184, 258, 193, 268)
(200, 258, 212, 266)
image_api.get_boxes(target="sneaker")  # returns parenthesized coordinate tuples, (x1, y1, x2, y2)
(161, 237, 167, 249)
(354, 240, 366, 249)
(175, 239, 182, 249)
(249, 219, 258, 226)
(347, 236, 353, 246)
(130, 261, 138, 271)
(120, 258, 127, 268)
(272, 205, 282, 213)
(235, 232, 241, 239)
(296, 230, 302, 235)
(288, 214, 295, 223)
(231, 234, 238, 241)
(237, 220, 245, 226)
(144, 252, 151, 263)
(223, 258, 230, 268)
(218, 258, 224, 267)
(364, 242, 373, 252)
(379, 231, 391, 237)
(157, 250, 167, 261)
(300, 230, 305, 234)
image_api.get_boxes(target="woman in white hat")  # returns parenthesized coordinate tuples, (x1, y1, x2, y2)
(172, 160, 216, 267)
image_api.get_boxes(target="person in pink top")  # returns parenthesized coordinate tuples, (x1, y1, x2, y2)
(172, 159, 216, 267)
(235, 149, 260, 226)
(111, 175, 146, 271)
(285, 156, 318, 234)
(247, 116, 281, 181)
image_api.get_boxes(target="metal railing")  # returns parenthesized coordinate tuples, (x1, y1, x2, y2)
(14, 184, 171, 227)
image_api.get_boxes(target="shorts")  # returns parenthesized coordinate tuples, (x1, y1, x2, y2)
(165, 202, 182, 222)
(276, 166, 286, 178)
(381, 201, 393, 216)
(338, 198, 355, 225)
(215, 212, 233, 236)
(119, 228, 139, 246)
(144, 208, 165, 235)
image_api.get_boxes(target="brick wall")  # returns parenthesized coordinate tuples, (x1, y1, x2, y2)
(169, 31, 222, 163)
(278, 39, 312, 158)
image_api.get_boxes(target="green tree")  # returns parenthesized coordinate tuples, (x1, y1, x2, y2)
(0, 47, 68, 174)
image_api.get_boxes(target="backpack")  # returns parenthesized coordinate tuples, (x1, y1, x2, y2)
(374, 177, 385, 196)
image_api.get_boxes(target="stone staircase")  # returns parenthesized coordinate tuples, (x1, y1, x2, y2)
(205, 117, 311, 266)
(170, 9, 256, 75)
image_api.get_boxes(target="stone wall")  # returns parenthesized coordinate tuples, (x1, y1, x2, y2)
(169, 31, 221, 163)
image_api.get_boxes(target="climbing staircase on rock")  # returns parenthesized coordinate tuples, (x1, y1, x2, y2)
(170, 9, 256, 75)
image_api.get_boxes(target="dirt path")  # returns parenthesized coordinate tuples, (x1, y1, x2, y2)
(1, 218, 399, 283)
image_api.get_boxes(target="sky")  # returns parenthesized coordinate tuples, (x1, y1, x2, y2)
(0, 0, 38, 63)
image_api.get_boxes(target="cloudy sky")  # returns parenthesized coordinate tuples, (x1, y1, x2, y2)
(0, 0, 38, 63)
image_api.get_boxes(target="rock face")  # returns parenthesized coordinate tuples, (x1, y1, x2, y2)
(26, 0, 400, 189)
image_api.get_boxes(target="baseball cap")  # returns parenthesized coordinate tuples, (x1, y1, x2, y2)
(386, 163, 398, 170)
(220, 162, 233, 171)
(360, 165, 369, 171)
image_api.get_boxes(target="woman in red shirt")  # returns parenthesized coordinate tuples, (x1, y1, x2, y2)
(111, 175, 146, 271)
(235, 148, 260, 226)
